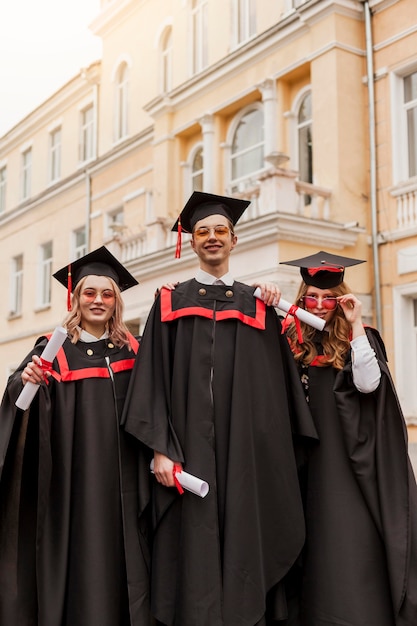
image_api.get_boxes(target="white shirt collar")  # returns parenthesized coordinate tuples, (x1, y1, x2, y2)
(79, 327, 109, 342)
(195, 269, 234, 286)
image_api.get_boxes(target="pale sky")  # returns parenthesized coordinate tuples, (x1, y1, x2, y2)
(0, 0, 102, 136)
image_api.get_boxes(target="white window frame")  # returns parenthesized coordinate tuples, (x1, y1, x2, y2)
(287, 86, 313, 179)
(160, 26, 173, 93)
(38, 241, 53, 308)
(231, 0, 256, 49)
(393, 282, 417, 423)
(0, 165, 6, 213)
(391, 64, 417, 185)
(113, 61, 130, 142)
(10, 254, 23, 316)
(226, 103, 265, 193)
(296, 91, 313, 184)
(72, 227, 87, 260)
(190, 0, 208, 76)
(79, 104, 95, 163)
(49, 126, 62, 183)
(21, 147, 32, 200)
(190, 144, 204, 192)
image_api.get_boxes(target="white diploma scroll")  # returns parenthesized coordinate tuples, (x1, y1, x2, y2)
(15, 326, 68, 411)
(150, 459, 209, 498)
(253, 288, 325, 331)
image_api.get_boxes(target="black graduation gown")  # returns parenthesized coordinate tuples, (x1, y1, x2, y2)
(122, 280, 318, 626)
(0, 335, 152, 626)
(293, 327, 417, 626)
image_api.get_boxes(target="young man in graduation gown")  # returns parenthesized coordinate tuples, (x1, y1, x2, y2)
(122, 192, 317, 626)
(0, 247, 152, 626)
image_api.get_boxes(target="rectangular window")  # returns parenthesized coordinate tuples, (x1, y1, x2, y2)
(10, 254, 23, 316)
(394, 287, 417, 423)
(0, 166, 6, 213)
(21, 148, 32, 200)
(116, 65, 128, 141)
(39, 241, 53, 307)
(161, 32, 173, 93)
(191, 0, 208, 75)
(80, 105, 95, 162)
(49, 127, 62, 182)
(73, 227, 87, 259)
(236, 0, 256, 45)
(404, 72, 417, 178)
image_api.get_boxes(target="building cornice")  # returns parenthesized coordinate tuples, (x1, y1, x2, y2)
(0, 127, 153, 225)
(367, 0, 400, 14)
(373, 22, 417, 52)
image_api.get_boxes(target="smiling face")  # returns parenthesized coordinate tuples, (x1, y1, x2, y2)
(190, 213, 237, 276)
(301, 285, 339, 325)
(78, 275, 116, 337)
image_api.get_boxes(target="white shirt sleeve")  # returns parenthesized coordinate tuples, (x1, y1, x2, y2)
(350, 334, 381, 393)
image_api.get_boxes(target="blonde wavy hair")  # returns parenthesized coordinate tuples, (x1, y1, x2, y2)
(63, 275, 132, 348)
(286, 280, 352, 370)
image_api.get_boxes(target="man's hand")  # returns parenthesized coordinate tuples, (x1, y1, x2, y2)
(153, 451, 183, 487)
(252, 282, 281, 306)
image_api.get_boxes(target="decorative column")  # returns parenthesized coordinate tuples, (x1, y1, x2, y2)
(257, 78, 278, 162)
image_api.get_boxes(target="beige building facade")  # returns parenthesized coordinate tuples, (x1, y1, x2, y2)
(1, 0, 417, 440)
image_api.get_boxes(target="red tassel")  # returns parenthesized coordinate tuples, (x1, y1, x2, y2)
(67, 264, 72, 311)
(175, 218, 182, 259)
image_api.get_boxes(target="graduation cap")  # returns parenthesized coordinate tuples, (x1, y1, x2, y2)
(172, 191, 250, 258)
(53, 246, 138, 310)
(280, 250, 365, 289)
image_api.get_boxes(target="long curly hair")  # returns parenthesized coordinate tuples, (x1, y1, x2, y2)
(63, 275, 132, 348)
(286, 280, 352, 370)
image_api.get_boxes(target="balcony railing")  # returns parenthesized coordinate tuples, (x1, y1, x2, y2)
(391, 181, 417, 229)
(115, 168, 333, 261)
(236, 168, 332, 221)
(295, 180, 331, 220)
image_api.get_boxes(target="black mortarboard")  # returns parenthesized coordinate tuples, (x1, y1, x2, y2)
(171, 191, 250, 258)
(281, 250, 365, 289)
(53, 246, 138, 310)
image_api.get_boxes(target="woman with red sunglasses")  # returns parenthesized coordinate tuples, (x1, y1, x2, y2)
(0, 247, 152, 626)
(281, 251, 417, 626)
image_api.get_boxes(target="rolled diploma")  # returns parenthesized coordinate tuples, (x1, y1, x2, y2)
(150, 459, 209, 498)
(253, 288, 325, 331)
(15, 326, 68, 411)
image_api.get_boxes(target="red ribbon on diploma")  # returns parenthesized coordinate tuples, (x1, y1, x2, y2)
(173, 464, 184, 495)
(284, 305, 304, 344)
(40, 357, 53, 384)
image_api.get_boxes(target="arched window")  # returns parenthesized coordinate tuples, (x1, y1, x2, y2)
(161, 27, 173, 93)
(191, 146, 204, 191)
(230, 106, 264, 191)
(115, 62, 129, 141)
(297, 91, 313, 184)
